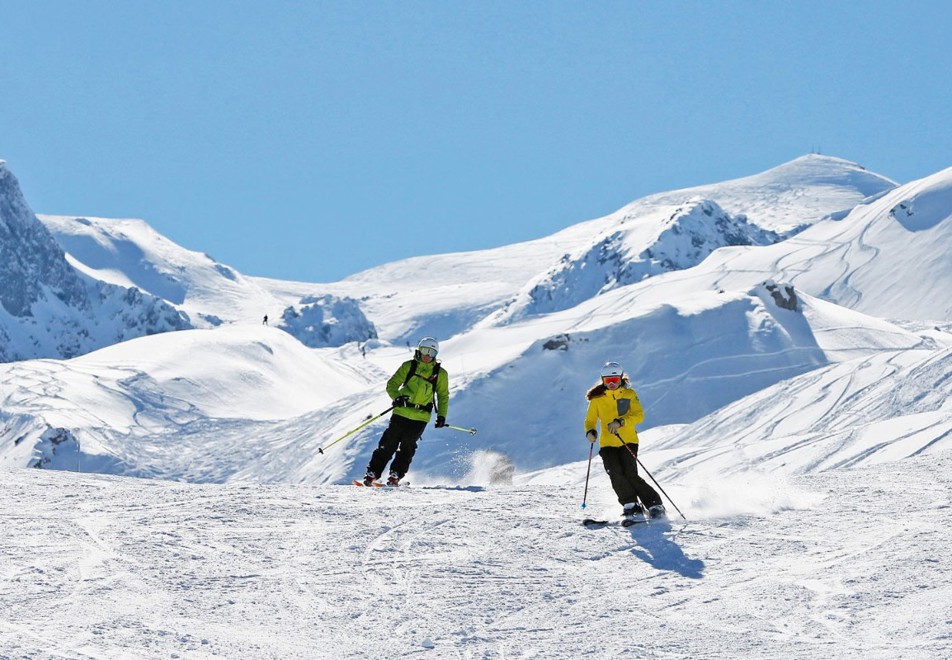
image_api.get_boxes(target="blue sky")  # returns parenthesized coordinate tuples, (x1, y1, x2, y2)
(2, 1, 950, 282)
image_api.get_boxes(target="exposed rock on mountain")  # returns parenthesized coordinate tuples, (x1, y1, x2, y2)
(510, 199, 780, 320)
(0, 162, 190, 361)
(278, 294, 377, 348)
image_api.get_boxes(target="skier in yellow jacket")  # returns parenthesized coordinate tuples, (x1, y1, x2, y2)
(585, 361, 665, 522)
(362, 337, 449, 486)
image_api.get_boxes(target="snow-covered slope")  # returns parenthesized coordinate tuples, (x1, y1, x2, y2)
(39, 214, 275, 326)
(39, 214, 378, 347)
(314, 154, 896, 340)
(652, 346, 952, 479)
(643, 154, 896, 233)
(524, 341, 952, 489)
(1, 447, 949, 659)
(426, 282, 942, 476)
(497, 198, 781, 321)
(2, 151, 950, 658)
(0, 325, 382, 477)
(1, 278, 939, 484)
(680, 165, 952, 321)
(2, 152, 946, 486)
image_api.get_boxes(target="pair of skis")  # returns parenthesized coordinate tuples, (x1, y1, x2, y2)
(352, 480, 409, 488)
(582, 516, 652, 528)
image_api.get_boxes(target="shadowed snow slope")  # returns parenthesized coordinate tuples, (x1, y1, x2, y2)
(1, 448, 949, 659)
(522, 345, 952, 489)
(649, 346, 952, 480)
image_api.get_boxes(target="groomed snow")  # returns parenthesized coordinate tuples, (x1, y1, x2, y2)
(1, 449, 949, 659)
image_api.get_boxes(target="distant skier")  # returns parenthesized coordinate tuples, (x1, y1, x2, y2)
(362, 337, 449, 486)
(262, 314, 268, 326)
(584, 362, 665, 523)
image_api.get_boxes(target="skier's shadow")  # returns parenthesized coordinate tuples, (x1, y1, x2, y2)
(628, 525, 704, 579)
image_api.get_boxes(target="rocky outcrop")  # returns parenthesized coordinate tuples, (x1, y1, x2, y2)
(0, 162, 190, 361)
(278, 294, 377, 348)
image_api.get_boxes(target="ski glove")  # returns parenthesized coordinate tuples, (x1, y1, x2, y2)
(586, 430, 597, 443)
(434, 415, 446, 428)
(393, 395, 410, 407)
(607, 418, 624, 434)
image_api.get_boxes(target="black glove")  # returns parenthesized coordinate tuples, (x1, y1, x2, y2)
(393, 395, 409, 407)
(435, 415, 446, 428)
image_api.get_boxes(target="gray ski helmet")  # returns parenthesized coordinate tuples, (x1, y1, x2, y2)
(417, 337, 439, 358)
(600, 362, 624, 379)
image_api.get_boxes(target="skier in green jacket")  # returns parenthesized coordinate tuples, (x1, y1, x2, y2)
(363, 337, 450, 486)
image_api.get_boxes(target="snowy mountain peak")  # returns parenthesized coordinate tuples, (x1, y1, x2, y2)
(629, 154, 898, 235)
(756, 154, 891, 188)
(39, 213, 378, 348)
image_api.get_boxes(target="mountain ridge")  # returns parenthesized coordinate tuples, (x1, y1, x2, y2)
(0, 164, 190, 362)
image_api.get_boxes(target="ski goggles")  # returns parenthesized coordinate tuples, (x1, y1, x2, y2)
(602, 375, 621, 386)
(419, 346, 438, 358)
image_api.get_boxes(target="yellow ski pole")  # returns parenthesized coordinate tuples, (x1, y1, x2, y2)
(318, 406, 394, 454)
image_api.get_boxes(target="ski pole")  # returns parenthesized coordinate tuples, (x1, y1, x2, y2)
(635, 455, 686, 520)
(445, 424, 477, 435)
(318, 406, 394, 455)
(581, 441, 595, 509)
(613, 431, 686, 520)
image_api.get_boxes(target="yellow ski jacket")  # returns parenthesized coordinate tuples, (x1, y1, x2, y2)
(584, 384, 644, 447)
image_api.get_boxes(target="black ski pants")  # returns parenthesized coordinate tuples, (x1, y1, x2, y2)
(367, 414, 427, 479)
(599, 443, 662, 509)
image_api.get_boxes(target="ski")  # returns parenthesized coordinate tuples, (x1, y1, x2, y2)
(582, 517, 649, 528)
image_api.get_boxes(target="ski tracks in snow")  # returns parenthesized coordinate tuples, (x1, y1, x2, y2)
(2, 456, 951, 658)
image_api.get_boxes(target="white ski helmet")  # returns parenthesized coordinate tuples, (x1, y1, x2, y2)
(417, 337, 439, 358)
(600, 361, 624, 379)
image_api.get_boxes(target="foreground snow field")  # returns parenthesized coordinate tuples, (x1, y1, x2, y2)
(3, 450, 950, 659)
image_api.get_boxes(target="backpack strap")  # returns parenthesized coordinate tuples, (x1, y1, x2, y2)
(402, 359, 418, 388)
(403, 359, 441, 387)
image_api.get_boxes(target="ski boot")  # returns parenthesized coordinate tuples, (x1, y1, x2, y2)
(386, 472, 401, 487)
(648, 504, 667, 520)
(362, 471, 377, 487)
(621, 502, 646, 527)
